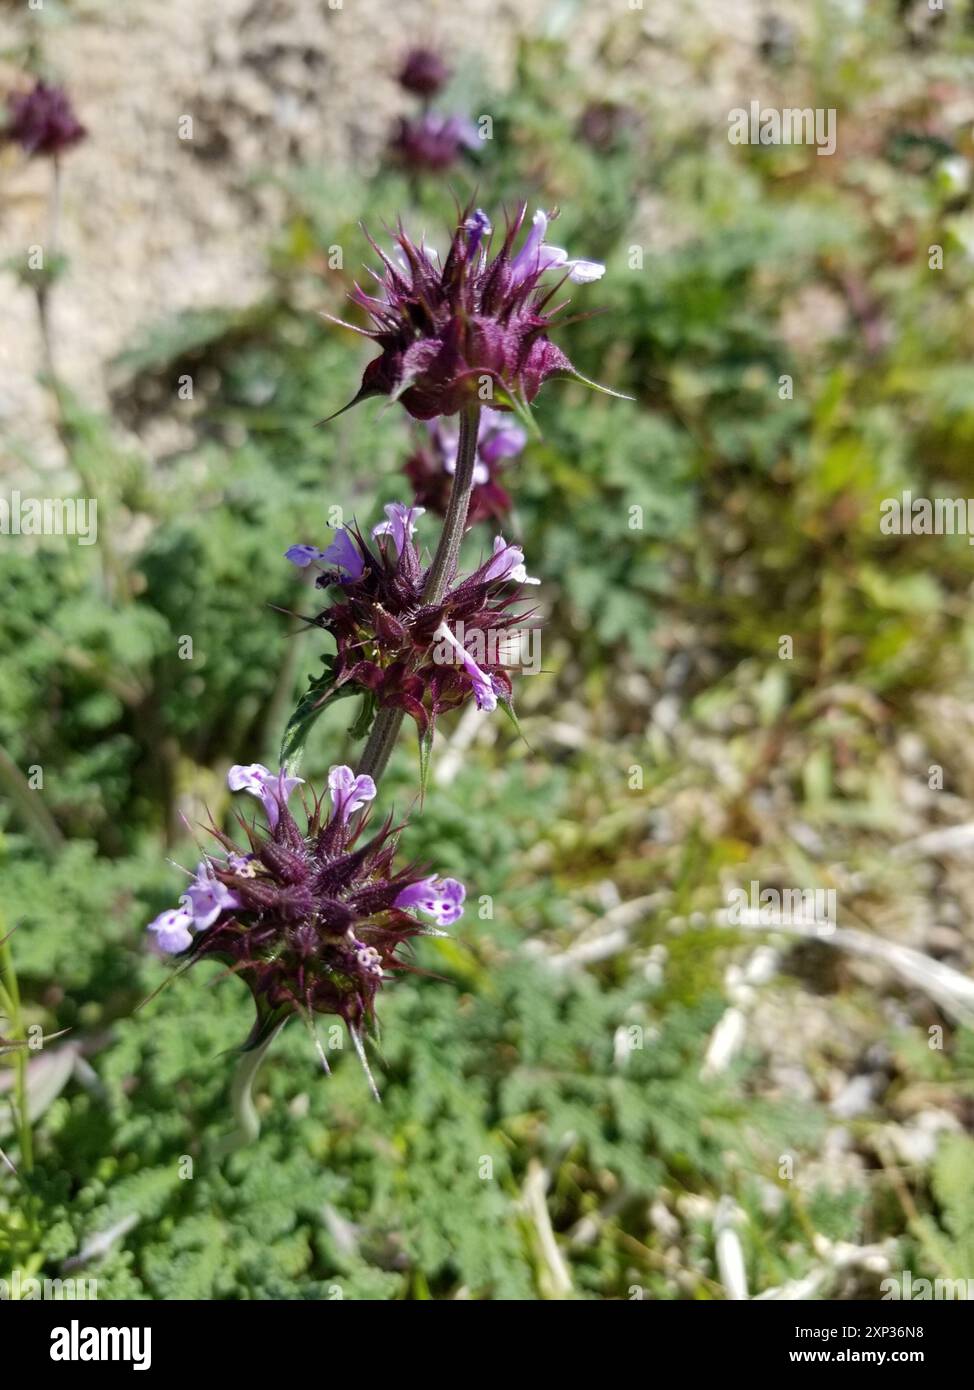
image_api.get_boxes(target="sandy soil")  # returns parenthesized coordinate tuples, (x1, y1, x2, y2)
(0, 0, 771, 467)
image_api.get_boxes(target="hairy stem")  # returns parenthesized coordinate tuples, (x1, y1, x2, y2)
(356, 402, 482, 785)
(355, 704, 406, 783)
(420, 403, 482, 605)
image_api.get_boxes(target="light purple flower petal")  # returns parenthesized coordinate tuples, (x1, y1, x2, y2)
(286, 530, 365, 581)
(478, 409, 527, 465)
(181, 861, 240, 931)
(565, 257, 605, 283)
(395, 875, 466, 926)
(319, 529, 366, 580)
(227, 763, 304, 830)
(466, 656, 497, 710)
(285, 543, 328, 568)
(509, 209, 550, 284)
(445, 453, 489, 485)
(147, 907, 194, 954)
(465, 208, 492, 255)
(433, 622, 499, 711)
(483, 536, 540, 586)
(536, 242, 571, 274)
(444, 115, 481, 150)
(509, 208, 604, 287)
(372, 502, 425, 556)
(328, 764, 377, 823)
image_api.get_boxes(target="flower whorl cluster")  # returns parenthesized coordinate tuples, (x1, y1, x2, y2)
(404, 407, 526, 524)
(390, 112, 479, 173)
(145, 199, 616, 1102)
(329, 203, 606, 422)
(287, 502, 538, 736)
(147, 763, 465, 1058)
(3, 79, 85, 158)
(388, 45, 476, 174)
(397, 47, 450, 100)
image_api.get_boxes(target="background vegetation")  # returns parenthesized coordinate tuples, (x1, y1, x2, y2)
(3, 0, 974, 1299)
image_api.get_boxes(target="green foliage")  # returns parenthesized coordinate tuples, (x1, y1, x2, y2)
(3, 3, 974, 1298)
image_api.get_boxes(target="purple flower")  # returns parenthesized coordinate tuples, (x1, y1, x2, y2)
(389, 112, 479, 172)
(285, 543, 327, 567)
(328, 764, 377, 823)
(371, 502, 425, 556)
(147, 908, 194, 955)
(4, 80, 85, 158)
(326, 201, 620, 422)
(483, 536, 540, 586)
(181, 861, 240, 931)
(509, 209, 605, 286)
(405, 406, 524, 524)
(434, 408, 526, 477)
(397, 47, 450, 99)
(285, 529, 366, 581)
(290, 501, 537, 743)
(433, 622, 500, 711)
(464, 209, 492, 255)
(144, 769, 471, 1074)
(477, 408, 528, 465)
(227, 763, 304, 830)
(394, 875, 466, 926)
(577, 100, 638, 153)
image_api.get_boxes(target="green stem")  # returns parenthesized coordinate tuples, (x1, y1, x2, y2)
(421, 403, 482, 605)
(356, 402, 482, 785)
(355, 704, 406, 784)
(0, 925, 33, 1173)
(0, 744, 63, 855)
(212, 1023, 287, 1158)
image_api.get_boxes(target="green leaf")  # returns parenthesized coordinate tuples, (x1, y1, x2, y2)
(348, 691, 378, 741)
(279, 655, 359, 774)
(418, 726, 435, 804)
(497, 697, 531, 751)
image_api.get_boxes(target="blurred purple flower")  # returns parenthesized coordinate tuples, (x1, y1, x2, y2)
(405, 406, 525, 523)
(4, 80, 85, 158)
(397, 47, 450, 99)
(389, 111, 479, 173)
